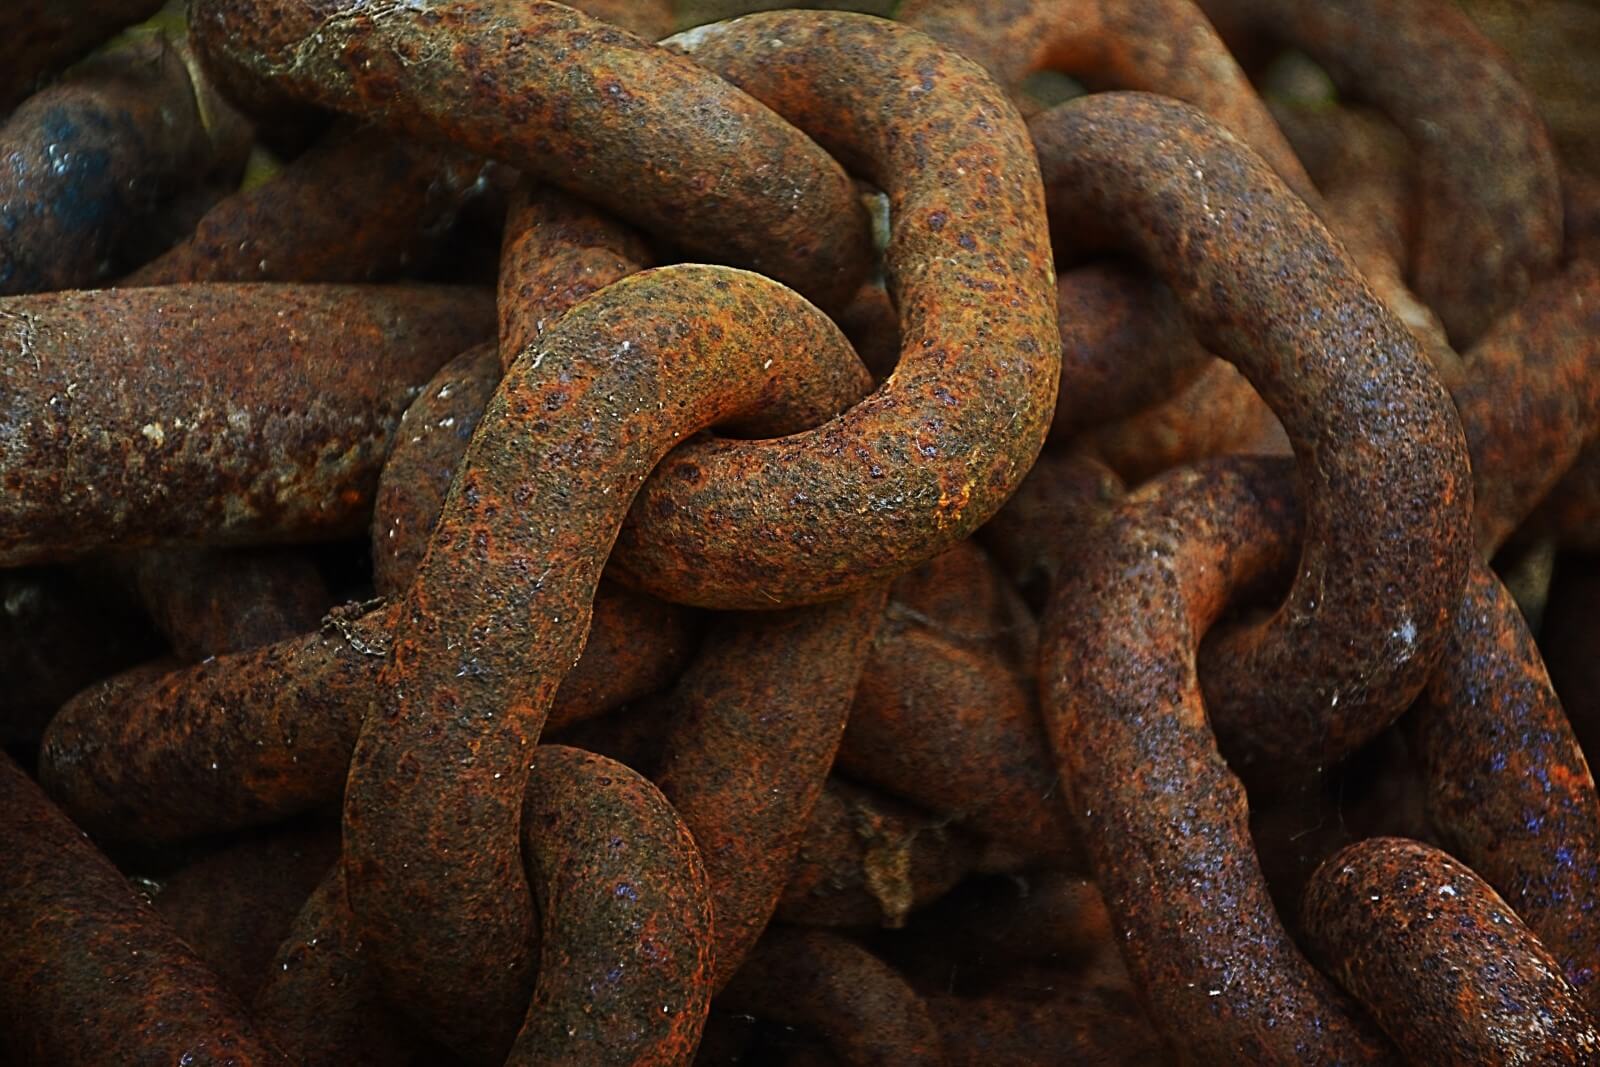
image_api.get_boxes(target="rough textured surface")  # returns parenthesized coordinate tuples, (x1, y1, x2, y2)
(1049, 262, 1213, 441)
(152, 822, 340, 1003)
(41, 578, 693, 843)
(1407, 558, 1600, 1009)
(900, 0, 1318, 203)
(615, 13, 1060, 608)
(0, 283, 494, 565)
(1032, 92, 1472, 780)
(113, 546, 330, 661)
(1040, 456, 1396, 1063)
(0, 0, 165, 110)
(1447, 260, 1600, 553)
(0, 35, 251, 294)
(371, 340, 502, 598)
(0, 753, 287, 1066)
(341, 266, 870, 1058)
(655, 588, 885, 990)
(253, 867, 418, 1067)
(498, 180, 654, 371)
(1303, 837, 1600, 1064)
(124, 120, 491, 286)
(776, 777, 981, 929)
(840, 549, 1078, 864)
(719, 928, 942, 1067)
(514, 746, 714, 1066)
(1198, 0, 1564, 346)
(1, 34, 248, 292)
(187, 0, 869, 311)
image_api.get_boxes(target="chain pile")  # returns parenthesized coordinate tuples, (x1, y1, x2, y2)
(2, 0, 1598, 1064)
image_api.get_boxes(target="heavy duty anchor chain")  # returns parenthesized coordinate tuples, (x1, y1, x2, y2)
(3, 0, 1600, 1064)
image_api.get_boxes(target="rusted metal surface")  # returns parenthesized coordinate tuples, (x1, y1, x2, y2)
(0, 565, 161, 744)
(1302, 836, 1600, 1064)
(719, 927, 942, 1067)
(515, 745, 713, 1065)
(899, 0, 1318, 203)
(1446, 260, 1600, 553)
(1031, 91, 1472, 779)
(1408, 558, 1600, 1008)
(114, 546, 331, 661)
(777, 778, 982, 930)
(40, 579, 694, 843)
(0, 752, 288, 1066)
(151, 822, 340, 1003)
(342, 265, 870, 1057)
(0, 283, 493, 565)
(124, 121, 492, 286)
(840, 558, 1079, 865)
(1048, 262, 1212, 442)
(1198, 0, 1564, 346)
(654, 588, 886, 990)
(617, 13, 1060, 608)
(1041, 456, 1396, 1062)
(187, 0, 870, 311)
(498, 180, 654, 371)
(0, 35, 251, 294)
(0, 0, 165, 111)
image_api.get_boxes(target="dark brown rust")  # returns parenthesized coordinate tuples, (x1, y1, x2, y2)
(341, 265, 870, 1058)
(719, 927, 942, 1067)
(187, 0, 870, 311)
(514, 745, 713, 1065)
(1040, 456, 1395, 1062)
(1048, 261, 1213, 441)
(980, 448, 1123, 604)
(124, 120, 492, 286)
(371, 340, 502, 598)
(612, 13, 1059, 608)
(1302, 837, 1600, 1064)
(1523, 436, 1600, 552)
(113, 546, 331, 661)
(1032, 92, 1472, 778)
(1197, 0, 1564, 346)
(1079, 355, 1285, 486)
(0, 0, 165, 110)
(840, 558, 1078, 865)
(1407, 557, 1600, 1007)
(151, 822, 340, 1003)
(929, 989, 1167, 1066)
(498, 180, 654, 372)
(0, 35, 250, 294)
(0, 753, 287, 1066)
(40, 579, 693, 843)
(654, 588, 886, 990)
(253, 867, 419, 1067)
(904, 0, 1455, 380)
(900, 0, 1318, 202)
(1448, 260, 1600, 553)
(777, 777, 982, 930)
(0, 565, 161, 744)
(0, 283, 493, 566)
(1266, 98, 1456, 368)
